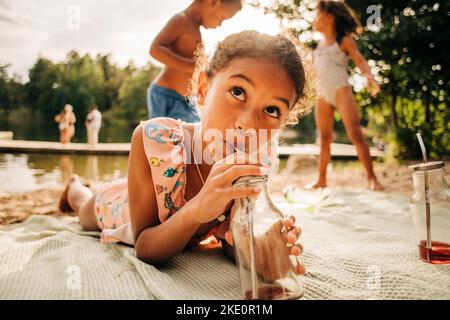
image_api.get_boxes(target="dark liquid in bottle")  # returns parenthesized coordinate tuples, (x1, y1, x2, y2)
(418, 240, 450, 264)
(245, 286, 300, 300)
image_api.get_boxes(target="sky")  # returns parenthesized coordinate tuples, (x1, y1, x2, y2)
(0, 0, 282, 81)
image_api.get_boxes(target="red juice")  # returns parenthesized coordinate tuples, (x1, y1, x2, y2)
(245, 286, 300, 300)
(418, 240, 450, 264)
(245, 286, 284, 300)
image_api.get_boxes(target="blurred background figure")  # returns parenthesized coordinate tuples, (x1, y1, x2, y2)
(59, 155, 74, 185)
(85, 155, 99, 188)
(147, 0, 242, 122)
(54, 104, 76, 144)
(85, 105, 102, 145)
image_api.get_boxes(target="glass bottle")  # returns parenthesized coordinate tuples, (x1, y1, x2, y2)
(231, 175, 304, 300)
(409, 161, 450, 264)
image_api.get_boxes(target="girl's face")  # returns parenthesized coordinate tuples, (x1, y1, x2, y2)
(198, 57, 296, 162)
(313, 9, 333, 32)
(202, 1, 241, 29)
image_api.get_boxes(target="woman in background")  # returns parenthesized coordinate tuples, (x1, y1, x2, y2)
(54, 104, 76, 144)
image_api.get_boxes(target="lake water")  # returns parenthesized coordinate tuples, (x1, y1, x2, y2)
(0, 153, 129, 193)
(0, 152, 292, 193)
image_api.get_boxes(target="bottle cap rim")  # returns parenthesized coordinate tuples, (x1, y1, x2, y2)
(408, 161, 445, 172)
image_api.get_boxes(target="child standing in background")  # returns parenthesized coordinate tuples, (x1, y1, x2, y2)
(148, 0, 242, 122)
(308, 0, 384, 191)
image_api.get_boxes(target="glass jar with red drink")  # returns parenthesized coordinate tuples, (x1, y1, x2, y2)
(409, 161, 450, 264)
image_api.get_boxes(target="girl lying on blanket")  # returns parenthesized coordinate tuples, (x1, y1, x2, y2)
(59, 30, 310, 281)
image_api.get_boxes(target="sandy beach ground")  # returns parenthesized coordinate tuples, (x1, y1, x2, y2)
(1, 157, 449, 225)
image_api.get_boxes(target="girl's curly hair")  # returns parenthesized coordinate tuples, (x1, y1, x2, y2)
(318, 0, 363, 44)
(190, 30, 314, 127)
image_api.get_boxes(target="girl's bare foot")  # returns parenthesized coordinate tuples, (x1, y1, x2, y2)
(368, 178, 384, 191)
(58, 174, 79, 213)
(304, 180, 327, 190)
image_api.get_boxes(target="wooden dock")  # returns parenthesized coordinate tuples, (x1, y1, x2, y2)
(0, 139, 385, 158)
(0, 131, 13, 140)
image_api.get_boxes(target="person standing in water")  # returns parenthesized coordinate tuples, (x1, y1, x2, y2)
(147, 0, 242, 122)
(307, 0, 384, 191)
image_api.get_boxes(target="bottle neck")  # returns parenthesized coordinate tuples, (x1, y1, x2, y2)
(234, 175, 274, 215)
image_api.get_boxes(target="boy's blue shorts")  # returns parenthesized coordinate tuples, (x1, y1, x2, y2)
(147, 83, 201, 123)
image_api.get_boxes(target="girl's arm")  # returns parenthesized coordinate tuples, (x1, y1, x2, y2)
(149, 14, 196, 73)
(341, 35, 380, 96)
(128, 125, 202, 266)
(128, 125, 272, 266)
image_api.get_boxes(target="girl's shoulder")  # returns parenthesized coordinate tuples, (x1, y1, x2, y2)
(140, 117, 188, 161)
(140, 116, 187, 137)
(339, 35, 357, 54)
(314, 40, 349, 58)
(139, 117, 189, 220)
(140, 116, 184, 130)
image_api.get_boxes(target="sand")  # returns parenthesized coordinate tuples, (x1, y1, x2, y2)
(1, 158, 448, 225)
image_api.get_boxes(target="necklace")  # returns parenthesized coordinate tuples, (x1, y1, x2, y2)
(192, 124, 205, 186)
(192, 124, 226, 223)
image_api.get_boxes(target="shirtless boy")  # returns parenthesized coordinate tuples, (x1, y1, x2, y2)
(148, 0, 242, 122)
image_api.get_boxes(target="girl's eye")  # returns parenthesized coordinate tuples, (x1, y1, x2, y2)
(264, 106, 280, 118)
(230, 87, 245, 101)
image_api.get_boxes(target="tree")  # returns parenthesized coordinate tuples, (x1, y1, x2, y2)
(113, 62, 160, 126)
(96, 54, 134, 111)
(60, 51, 105, 120)
(0, 65, 12, 115)
(4, 50, 161, 141)
(254, 0, 450, 158)
(26, 57, 64, 117)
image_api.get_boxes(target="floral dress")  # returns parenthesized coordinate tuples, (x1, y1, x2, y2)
(94, 117, 195, 245)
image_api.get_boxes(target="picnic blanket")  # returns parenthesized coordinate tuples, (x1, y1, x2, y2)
(1, 189, 449, 300)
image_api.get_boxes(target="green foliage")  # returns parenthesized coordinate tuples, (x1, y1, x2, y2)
(0, 64, 27, 116)
(253, 0, 450, 159)
(1, 51, 160, 127)
(116, 63, 160, 126)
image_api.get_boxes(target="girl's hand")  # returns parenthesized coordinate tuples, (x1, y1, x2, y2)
(232, 215, 305, 283)
(366, 76, 380, 97)
(255, 216, 305, 282)
(189, 152, 269, 225)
